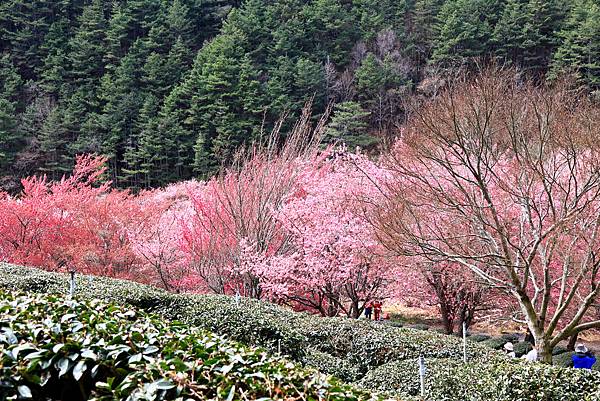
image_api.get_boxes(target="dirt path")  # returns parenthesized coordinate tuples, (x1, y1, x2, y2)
(385, 303, 600, 352)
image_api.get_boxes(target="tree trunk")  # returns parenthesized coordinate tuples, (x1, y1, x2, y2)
(567, 332, 579, 351)
(439, 302, 454, 334)
(524, 328, 535, 345)
(351, 299, 360, 319)
(535, 338, 553, 364)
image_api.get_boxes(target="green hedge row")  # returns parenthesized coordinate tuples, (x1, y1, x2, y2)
(0, 264, 493, 381)
(0, 291, 383, 401)
(6, 264, 600, 401)
(357, 356, 600, 401)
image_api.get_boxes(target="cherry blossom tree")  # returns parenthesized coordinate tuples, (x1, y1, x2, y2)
(130, 182, 203, 290)
(379, 69, 600, 362)
(0, 155, 142, 278)
(254, 151, 394, 317)
(179, 107, 327, 298)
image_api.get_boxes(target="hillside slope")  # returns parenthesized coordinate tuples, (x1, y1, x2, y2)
(1, 0, 599, 190)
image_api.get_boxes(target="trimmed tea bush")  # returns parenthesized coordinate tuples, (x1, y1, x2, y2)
(480, 337, 508, 350)
(552, 346, 568, 355)
(500, 333, 520, 343)
(0, 291, 384, 401)
(512, 341, 533, 357)
(553, 351, 575, 368)
(359, 356, 600, 401)
(468, 334, 490, 342)
(407, 324, 429, 331)
(3, 264, 600, 400)
(427, 357, 600, 401)
(300, 348, 361, 382)
(357, 358, 455, 398)
(0, 264, 494, 379)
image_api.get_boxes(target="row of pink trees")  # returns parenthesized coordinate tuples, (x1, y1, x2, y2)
(0, 111, 395, 317)
(376, 70, 600, 361)
(0, 155, 144, 279)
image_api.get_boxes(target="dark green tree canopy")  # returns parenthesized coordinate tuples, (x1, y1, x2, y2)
(0, 0, 594, 192)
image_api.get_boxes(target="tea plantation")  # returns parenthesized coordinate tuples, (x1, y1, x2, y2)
(0, 292, 380, 400)
(2, 264, 600, 401)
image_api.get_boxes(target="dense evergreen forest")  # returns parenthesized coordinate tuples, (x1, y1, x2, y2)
(1, 0, 599, 191)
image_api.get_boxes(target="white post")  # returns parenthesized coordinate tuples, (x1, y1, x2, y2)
(418, 355, 426, 398)
(278, 339, 281, 355)
(69, 271, 76, 299)
(463, 322, 467, 363)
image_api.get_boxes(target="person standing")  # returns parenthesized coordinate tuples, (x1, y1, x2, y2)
(503, 342, 516, 358)
(364, 302, 372, 320)
(372, 300, 382, 321)
(572, 344, 597, 369)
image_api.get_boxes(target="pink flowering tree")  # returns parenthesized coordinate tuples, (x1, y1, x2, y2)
(254, 152, 394, 317)
(130, 182, 203, 290)
(179, 109, 327, 297)
(379, 70, 600, 362)
(0, 155, 142, 278)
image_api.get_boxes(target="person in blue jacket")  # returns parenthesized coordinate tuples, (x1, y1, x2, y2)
(572, 343, 596, 369)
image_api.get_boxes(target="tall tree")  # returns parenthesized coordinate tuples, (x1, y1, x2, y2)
(325, 101, 376, 150)
(0, 54, 23, 172)
(378, 70, 600, 362)
(431, 0, 502, 67)
(494, 0, 566, 73)
(550, 0, 600, 89)
(67, 0, 107, 88)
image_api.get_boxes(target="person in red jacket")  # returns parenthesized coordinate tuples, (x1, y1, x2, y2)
(372, 300, 382, 321)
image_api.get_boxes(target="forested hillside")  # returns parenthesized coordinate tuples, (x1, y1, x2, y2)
(1, 0, 599, 191)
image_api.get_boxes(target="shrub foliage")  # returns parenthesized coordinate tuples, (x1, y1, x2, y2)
(3, 264, 600, 401)
(0, 291, 383, 400)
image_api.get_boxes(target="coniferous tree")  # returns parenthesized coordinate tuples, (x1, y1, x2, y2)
(494, 0, 566, 73)
(0, 0, 596, 193)
(104, 2, 133, 71)
(0, 54, 23, 170)
(67, 0, 107, 88)
(493, 0, 527, 64)
(430, 0, 502, 67)
(325, 101, 376, 150)
(38, 106, 68, 179)
(409, 0, 446, 67)
(550, 0, 600, 89)
(39, 18, 70, 97)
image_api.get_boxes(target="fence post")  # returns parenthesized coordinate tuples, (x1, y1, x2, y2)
(69, 270, 76, 299)
(418, 355, 426, 398)
(463, 322, 467, 363)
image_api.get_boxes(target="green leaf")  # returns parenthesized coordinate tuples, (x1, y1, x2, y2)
(226, 385, 236, 401)
(81, 349, 97, 360)
(61, 314, 77, 323)
(73, 360, 87, 381)
(23, 350, 45, 360)
(17, 385, 32, 398)
(57, 357, 71, 378)
(154, 379, 175, 390)
(3, 328, 17, 344)
(128, 353, 142, 364)
(96, 382, 111, 390)
(143, 345, 159, 355)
